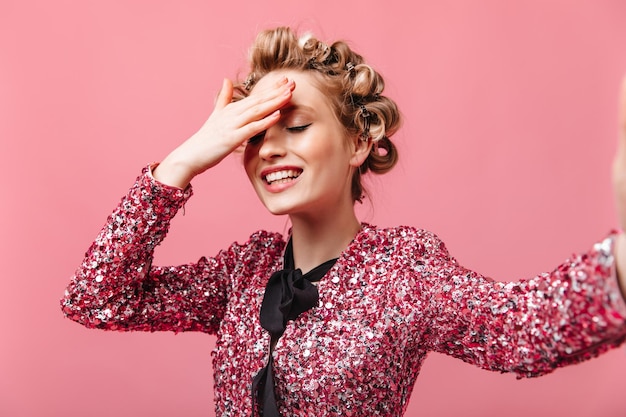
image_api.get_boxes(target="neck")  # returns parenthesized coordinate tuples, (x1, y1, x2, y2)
(288, 204, 361, 274)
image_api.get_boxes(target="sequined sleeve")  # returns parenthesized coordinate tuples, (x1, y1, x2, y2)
(414, 230, 626, 378)
(61, 166, 235, 334)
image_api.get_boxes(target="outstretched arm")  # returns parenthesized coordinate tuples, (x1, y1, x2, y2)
(613, 77, 626, 300)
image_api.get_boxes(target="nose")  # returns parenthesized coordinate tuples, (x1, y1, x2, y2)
(257, 125, 286, 160)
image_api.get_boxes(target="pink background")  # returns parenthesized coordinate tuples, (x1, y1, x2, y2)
(2, 0, 626, 416)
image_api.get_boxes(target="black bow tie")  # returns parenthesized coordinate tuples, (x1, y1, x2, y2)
(260, 266, 325, 337)
(252, 239, 337, 417)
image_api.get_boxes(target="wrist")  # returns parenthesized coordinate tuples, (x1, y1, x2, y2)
(152, 157, 196, 189)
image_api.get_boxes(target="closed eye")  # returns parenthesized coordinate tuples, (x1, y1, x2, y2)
(247, 131, 266, 144)
(286, 123, 312, 132)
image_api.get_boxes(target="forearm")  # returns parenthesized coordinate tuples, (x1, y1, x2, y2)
(61, 166, 191, 328)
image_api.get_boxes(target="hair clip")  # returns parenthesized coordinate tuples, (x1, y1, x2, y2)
(346, 62, 356, 76)
(243, 75, 254, 91)
(359, 104, 371, 141)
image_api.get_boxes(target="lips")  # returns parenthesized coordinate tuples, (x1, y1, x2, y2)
(261, 167, 303, 185)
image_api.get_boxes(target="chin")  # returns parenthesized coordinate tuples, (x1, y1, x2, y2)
(253, 188, 299, 216)
(259, 196, 315, 217)
(261, 201, 296, 216)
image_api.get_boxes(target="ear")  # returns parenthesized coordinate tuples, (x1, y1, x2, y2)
(349, 135, 373, 167)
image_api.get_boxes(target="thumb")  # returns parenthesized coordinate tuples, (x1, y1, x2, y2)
(214, 78, 234, 110)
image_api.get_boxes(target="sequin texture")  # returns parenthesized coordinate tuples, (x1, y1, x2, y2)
(61, 167, 626, 416)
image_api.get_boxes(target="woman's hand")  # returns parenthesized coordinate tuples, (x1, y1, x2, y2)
(612, 77, 626, 298)
(153, 76, 295, 188)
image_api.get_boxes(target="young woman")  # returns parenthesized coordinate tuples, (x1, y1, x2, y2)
(61, 27, 626, 416)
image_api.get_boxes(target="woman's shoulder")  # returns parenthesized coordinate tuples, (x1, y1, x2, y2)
(358, 223, 449, 255)
(248, 229, 285, 243)
(222, 229, 286, 259)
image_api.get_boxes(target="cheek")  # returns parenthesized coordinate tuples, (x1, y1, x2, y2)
(304, 137, 352, 169)
(243, 147, 257, 178)
(301, 130, 343, 159)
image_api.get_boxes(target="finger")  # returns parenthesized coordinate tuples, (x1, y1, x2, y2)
(215, 78, 233, 110)
(245, 75, 289, 96)
(235, 77, 294, 110)
(240, 110, 281, 143)
(237, 80, 294, 122)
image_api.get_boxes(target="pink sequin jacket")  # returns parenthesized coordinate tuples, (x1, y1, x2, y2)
(62, 167, 626, 416)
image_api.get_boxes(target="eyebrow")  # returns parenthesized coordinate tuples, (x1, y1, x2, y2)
(281, 103, 316, 115)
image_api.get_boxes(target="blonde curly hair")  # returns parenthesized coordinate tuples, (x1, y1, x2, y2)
(235, 27, 401, 202)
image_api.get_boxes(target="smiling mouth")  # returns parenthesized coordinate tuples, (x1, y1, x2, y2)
(264, 169, 302, 185)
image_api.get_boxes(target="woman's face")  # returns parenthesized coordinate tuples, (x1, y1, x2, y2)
(243, 70, 359, 218)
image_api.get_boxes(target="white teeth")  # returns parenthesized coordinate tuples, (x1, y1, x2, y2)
(264, 169, 301, 184)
